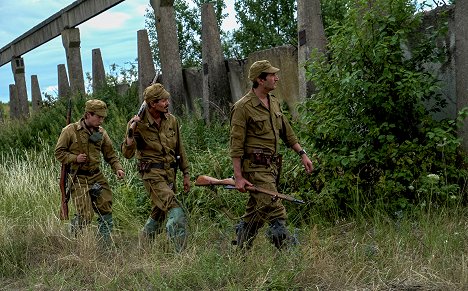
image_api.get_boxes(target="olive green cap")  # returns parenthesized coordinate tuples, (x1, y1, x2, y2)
(85, 99, 107, 117)
(144, 83, 170, 103)
(248, 60, 280, 81)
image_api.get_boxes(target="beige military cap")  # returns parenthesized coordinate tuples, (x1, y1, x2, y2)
(248, 60, 280, 81)
(85, 99, 107, 117)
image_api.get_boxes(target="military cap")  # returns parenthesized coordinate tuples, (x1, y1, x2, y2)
(144, 83, 170, 103)
(248, 60, 280, 81)
(85, 99, 107, 117)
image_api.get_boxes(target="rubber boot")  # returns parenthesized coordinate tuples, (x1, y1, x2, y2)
(69, 214, 84, 238)
(266, 219, 295, 250)
(141, 217, 160, 241)
(97, 213, 113, 247)
(166, 207, 187, 252)
(234, 220, 258, 250)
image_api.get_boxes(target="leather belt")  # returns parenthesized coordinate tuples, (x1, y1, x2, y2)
(76, 168, 100, 176)
(244, 153, 280, 166)
(150, 162, 178, 169)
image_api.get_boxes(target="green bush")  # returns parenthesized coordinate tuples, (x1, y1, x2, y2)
(294, 0, 468, 220)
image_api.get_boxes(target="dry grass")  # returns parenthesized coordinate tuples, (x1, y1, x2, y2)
(1, 148, 467, 290)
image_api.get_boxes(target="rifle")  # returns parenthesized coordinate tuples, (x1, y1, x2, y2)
(194, 175, 305, 205)
(127, 71, 159, 138)
(59, 97, 72, 220)
(127, 101, 147, 138)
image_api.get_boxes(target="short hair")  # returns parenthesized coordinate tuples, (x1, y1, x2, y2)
(252, 72, 270, 89)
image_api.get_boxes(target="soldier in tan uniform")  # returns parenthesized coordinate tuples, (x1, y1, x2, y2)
(230, 60, 314, 250)
(122, 83, 190, 252)
(55, 99, 125, 244)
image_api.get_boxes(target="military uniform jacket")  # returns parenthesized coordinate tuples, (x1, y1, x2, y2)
(55, 119, 123, 173)
(121, 109, 189, 177)
(230, 91, 299, 165)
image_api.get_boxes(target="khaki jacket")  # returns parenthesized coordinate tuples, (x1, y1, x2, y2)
(121, 109, 189, 176)
(230, 91, 299, 159)
(55, 119, 123, 173)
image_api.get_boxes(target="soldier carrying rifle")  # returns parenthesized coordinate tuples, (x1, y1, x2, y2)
(55, 99, 125, 246)
(230, 60, 314, 250)
(122, 83, 190, 252)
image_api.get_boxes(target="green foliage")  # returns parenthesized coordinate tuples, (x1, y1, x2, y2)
(0, 1, 466, 223)
(145, 0, 226, 68)
(0, 100, 66, 153)
(0, 102, 7, 120)
(320, 0, 352, 31)
(231, 0, 297, 57)
(295, 0, 467, 219)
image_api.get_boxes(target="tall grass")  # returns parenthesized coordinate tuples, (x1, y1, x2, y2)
(0, 142, 466, 290)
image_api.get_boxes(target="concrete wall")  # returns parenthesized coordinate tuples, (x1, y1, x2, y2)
(420, 5, 456, 121)
(180, 46, 298, 115)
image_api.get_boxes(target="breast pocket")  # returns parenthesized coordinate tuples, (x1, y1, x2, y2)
(165, 128, 177, 149)
(140, 127, 163, 151)
(275, 111, 283, 132)
(251, 116, 271, 136)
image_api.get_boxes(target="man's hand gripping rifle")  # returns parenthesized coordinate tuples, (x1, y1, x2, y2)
(127, 101, 147, 138)
(194, 175, 305, 204)
(127, 72, 159, 138)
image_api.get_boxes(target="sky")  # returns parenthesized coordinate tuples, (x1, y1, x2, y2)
(0, 0, 238, 103)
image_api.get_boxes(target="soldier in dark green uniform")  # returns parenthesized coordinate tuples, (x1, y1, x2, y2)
(55, 99, 125, 245)
(122, 83, 190, 252)
(230, 60, 314, 250)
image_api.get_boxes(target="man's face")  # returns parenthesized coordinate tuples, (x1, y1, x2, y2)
(86, 112, 105, 128)
(261, 73, 279, 91)
(152, 98, 170, 113)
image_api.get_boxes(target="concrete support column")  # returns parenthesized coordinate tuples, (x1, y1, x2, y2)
(201, 2, 231, 122)
(92, 48, 106, 92)
(58, 64, 71, 99)
(31, 75, 42, 112)
(137, 29, 156, 103)
(9, 84, 19, 119)
(297, 0, 327, 100)
(61, 28, 85, 96)
(11, 57, 29, 118)
(150, 0, 187, 115)
(116, 83, 130, 96)
(455, 1, 468, 151)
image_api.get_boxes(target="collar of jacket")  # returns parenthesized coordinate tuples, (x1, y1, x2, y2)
(145, 109, 169, 126)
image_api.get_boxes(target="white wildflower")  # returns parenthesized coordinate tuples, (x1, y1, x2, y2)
(427, 174, 440, 181)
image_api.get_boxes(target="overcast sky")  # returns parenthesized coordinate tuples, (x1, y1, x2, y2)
(0, 0, 238, 103)
(0, 0, 434, 104)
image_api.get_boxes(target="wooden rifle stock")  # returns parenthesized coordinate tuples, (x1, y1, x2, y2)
(127, 101, 147, 138)
(59, 97, 72, 220)
(194, 175, 305, 205)
(59, 164, 70, 220)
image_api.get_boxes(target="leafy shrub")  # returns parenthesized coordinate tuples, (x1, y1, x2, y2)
(293, 0, 468, 220)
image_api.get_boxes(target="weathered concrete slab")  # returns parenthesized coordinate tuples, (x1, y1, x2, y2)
(0, 0, 124, 66)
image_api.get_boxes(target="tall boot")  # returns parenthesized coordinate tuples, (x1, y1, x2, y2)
(141, 217, 159, 241)
(266, 219, 296, 250)
(69, 214, 84, 238)
(97, 213, 113, 246)
(166, 207, 187, 252)
(234, 220, 259, 250)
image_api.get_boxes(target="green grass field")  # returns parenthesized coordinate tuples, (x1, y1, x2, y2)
(0, 146, 466, 290)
